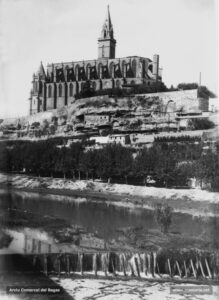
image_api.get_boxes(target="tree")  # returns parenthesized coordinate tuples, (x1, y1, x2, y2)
(79, 80, 95, 98)
(154, 204, 173, 234)
(134, 147, 158, 185)
(198, 86, 216, 98)
(188, 118, 215, 130)
(79, 150, 98, 180)
(31, 122, 40, 128)
(68, 142, 83, 179)
(177, 83, 198, 90)
(54, 146, 70, 179)
(0, 142, 10, 171)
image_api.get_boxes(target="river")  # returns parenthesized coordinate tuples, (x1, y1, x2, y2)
(0, 188, 219, 253)
(0, 188, 219, 300)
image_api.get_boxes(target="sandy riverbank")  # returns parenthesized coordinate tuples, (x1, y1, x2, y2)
(51, 277, 219, 300)
(0, 173, 219, 217)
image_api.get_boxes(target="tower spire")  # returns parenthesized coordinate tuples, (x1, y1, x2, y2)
(98, 5, 116, 59)
(101, 5, 114, 39)
(107, 5, 112, 29)
(37, 61, 46, 79)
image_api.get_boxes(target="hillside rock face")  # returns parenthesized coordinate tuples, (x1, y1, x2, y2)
(1, 90, 209, 138)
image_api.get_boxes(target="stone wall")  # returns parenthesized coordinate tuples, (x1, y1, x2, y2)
(46, 98, 54, 110)
(30, 95, 39, 114)
(136, 90, 201, 113)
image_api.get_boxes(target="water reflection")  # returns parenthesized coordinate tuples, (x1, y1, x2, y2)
(0, 227, 105, 255)
(0, 189, 219, 252)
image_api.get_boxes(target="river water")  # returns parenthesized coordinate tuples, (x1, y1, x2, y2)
(0, 188, 219, 300)
(0, 188, 219, 253)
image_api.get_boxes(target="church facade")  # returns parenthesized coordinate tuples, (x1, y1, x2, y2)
(29, 6, 163, 115)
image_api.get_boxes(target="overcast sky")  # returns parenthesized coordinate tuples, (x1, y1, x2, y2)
(0, 0, 218, 118)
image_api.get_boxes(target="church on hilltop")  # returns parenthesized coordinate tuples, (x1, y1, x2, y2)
(29, 6, 163, 115)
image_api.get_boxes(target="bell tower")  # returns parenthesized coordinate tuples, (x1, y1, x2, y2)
(98, 5, 116, 59)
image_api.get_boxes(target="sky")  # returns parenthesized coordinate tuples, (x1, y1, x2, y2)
(0, 0, 218, 118)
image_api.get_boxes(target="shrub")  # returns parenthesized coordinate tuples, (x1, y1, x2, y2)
(188, 118, 215, 130)
(154, 204, 173, 234)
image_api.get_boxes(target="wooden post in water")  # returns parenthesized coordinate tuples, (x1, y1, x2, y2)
(153, 252, 157, 275)
(134, 257, 141, 278)
(156, 262, 161, 277)
(138, 253, 143, 272)
(129, 261, 135, 277)
(66, 255, 70, 276)
(190, 259, 197, 278)
(205, 258, 212, 279)
(168, 259, 172, 277)
(151, 253, 154, 277)
(176, 261, 182, 278)
(111, 260, 116, 277)
(105, 254, 108, 277)
(143, 253, 147, 275)
(93, 254, 97, 276)
(199, 260, 205, 278)
(121, 254, 127, 277)
(102, 253, 107, 277)
(184, 261, 188, 278)
(147, 254, 151, 275)
(43, 254, 48, 276)
(79, 253, 83, 276)
(107, 252, 110, 275)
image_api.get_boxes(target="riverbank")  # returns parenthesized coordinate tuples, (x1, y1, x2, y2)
(1, 173, 219, 217)
(51, 276, 219, 300)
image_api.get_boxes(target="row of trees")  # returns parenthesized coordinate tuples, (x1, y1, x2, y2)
(0, 139, 218, 189)
(154, 135, 201, 143)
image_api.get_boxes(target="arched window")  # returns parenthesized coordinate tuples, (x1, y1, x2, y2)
(98, 63, 103, 79)
(86, 64, 91, 80)
(132, 60, 137, 77)
(121, 61, 126, 77)
(109, 62, 114, 78)
(58, 84, 62, 97)
(75, 65, 79, 81)
(99, 80, 102, 90)
(48, 85, 52, 98)
(116, 80, 121, 88)
(69, 83, 73, 97)
(92, 81, 96, 91)
(80, 82, 84, 91)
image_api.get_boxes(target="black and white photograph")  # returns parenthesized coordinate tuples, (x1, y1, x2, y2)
(0, 0, 218, 299)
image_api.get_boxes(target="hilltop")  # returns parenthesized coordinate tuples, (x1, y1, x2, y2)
(0, 89, 217, 147)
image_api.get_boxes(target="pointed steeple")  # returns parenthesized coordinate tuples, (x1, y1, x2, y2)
(98, 5, 116, 59)
(101, 5, 114, 39)
(107, 5, 112, 31)
(37, 61, 46, 79)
